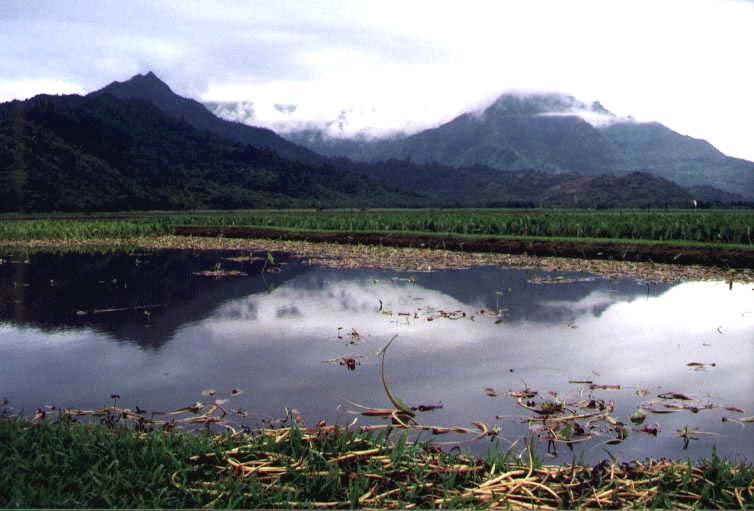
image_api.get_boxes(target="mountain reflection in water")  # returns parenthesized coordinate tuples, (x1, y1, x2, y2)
(1, 250, 752, 463)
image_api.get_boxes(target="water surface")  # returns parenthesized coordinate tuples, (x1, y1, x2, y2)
(1, 250, 752, 463)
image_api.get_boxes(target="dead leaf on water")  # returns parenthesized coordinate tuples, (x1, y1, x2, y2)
(658, 392, 694, 401)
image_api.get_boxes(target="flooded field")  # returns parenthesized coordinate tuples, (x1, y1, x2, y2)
(1, 248, 752, 464)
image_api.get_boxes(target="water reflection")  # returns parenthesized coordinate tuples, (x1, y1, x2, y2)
(0, 249, 300, 347)
(1, 251, 752, 463)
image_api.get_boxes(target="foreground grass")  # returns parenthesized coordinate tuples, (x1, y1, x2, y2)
(0, 209, 752, 246)
(1, 416, 752, 509)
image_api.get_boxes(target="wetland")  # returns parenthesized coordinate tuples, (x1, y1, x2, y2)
(2, 243, 752, 465)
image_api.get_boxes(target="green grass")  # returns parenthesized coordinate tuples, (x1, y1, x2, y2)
(0, 208, 752, 246)
(1, 415, 753, 509)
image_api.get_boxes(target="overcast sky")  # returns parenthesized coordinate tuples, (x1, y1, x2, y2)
(1, 0, 753, 160)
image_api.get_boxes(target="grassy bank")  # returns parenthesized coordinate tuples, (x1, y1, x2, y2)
(1, 209, 752, 246)
(1, 414, 752, 509)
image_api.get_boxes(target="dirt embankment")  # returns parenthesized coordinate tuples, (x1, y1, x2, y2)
(173, 226, 754, 269)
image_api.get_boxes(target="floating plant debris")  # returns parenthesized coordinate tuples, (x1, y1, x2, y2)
(528, 276, 598, 285)
(192, 269, 248, 278)
(6, 235, 752, 282)
(323, 356, 363, 371)
(687, 361, 717, 371)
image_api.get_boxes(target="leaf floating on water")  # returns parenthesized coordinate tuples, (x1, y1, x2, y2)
(339, 357, 360, 371)
(629, 411, 646, 424)
(163, 402, 205, 415)
(507, 388, 538, 399)
(411, 403, 444, 412)
(638, 423, 660, 436)
(664, 403, 701, 413)
(589, 384, 620, 390)
(687, 361, 716, 371)
(642, 407, 676, 414)
(201, 389, 216, 397)
(658, 392, 694, 401)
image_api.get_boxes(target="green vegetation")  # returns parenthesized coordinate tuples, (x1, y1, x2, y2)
(0, 92, 409, 212)
(1, 209, 752, 246)
(2, 414, 752, 509)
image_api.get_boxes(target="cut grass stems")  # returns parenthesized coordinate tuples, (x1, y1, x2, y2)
(2, 413, 753, 509)
(2, 337, 753, 509)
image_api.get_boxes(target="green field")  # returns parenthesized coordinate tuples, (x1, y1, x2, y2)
(0, 209, 752, 246)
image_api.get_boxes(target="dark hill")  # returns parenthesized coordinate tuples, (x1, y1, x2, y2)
(340, 159, 694, 208)
(0, 93, 408, 211)
(92, 72, 322, 164)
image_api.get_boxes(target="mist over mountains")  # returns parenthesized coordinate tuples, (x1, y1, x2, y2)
(1, 72, 751, 212)
(270, 93, 753, 199)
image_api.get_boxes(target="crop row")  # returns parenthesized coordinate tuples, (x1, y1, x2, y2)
(0, 209, 751, 245)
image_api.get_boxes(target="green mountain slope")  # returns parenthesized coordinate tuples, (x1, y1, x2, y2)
(284, 93, 754, 198)
(0, 93, 408, 211)
(600, 121, 754, 195)
(92, 72, 322, 164)
(341, 159, 694, 208)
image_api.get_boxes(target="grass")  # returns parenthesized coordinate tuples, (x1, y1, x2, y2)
(0, 208, 752, 246)
(1, 414, 752, 509)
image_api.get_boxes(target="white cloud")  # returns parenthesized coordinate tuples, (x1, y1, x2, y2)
(0, 79, 85, 101)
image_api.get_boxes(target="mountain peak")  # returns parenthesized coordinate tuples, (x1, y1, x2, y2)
(483, 92, 615, 119)
(485, 93, 580, 116)
(90, 72, 176, 105)
(112, 71, 172, 93)
(88, 71, 321, 164)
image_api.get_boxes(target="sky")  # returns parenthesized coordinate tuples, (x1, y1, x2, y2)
(1, 0, 753, 160)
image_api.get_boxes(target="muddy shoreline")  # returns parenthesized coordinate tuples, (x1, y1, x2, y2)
(174, 226, 754, 269)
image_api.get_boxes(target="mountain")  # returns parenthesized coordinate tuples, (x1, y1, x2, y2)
(285, 93, 622, 171)
(600, 121, 754, 196)
(0, 92, 410, 211)
(282, 93, 754, 199)
(339, 159, 694, 208)
(91, 72, 322, 164)
(0, 74, 740, 212)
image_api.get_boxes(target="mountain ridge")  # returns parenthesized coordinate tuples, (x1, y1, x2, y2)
(92, 72, 323, 165)
(273, 92, 754, 198)
(0, 90, 412, 211)
(0, 74, 747, 211)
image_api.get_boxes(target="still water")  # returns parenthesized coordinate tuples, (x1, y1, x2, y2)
(1, 250, 752, 463)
